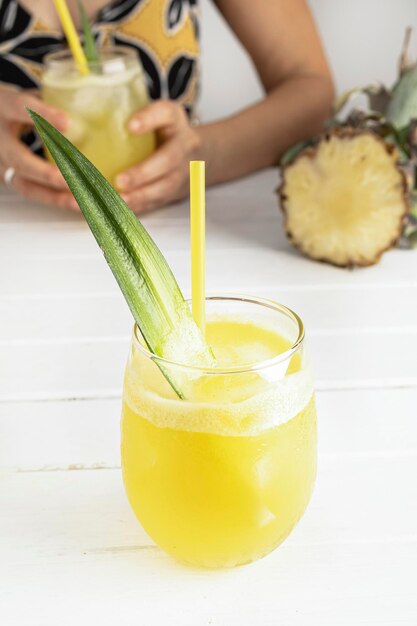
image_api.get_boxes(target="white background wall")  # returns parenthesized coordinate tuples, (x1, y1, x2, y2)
(200, 0, 417, 121)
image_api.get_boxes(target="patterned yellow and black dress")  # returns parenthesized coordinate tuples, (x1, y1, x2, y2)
(0, 0, 200, 151)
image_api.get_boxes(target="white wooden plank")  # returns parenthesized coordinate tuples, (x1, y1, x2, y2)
(2, 168, 416, 299)
(2, 255, 120, 296)
(1, 285, 416, 343)
(2, 455, 417, 556)
(2, 168, 416, 300)
(3, 247, 417, 301)
(0, 293, 131, 343)
(1, 389, 416, 470)
(1, 457, 416, 626)
(0, 398, 122, 470)
(0, 214, 288, 255)
(0, 191, 81, 225)
(310, 330, 417, 389)
(0, 169, 280, 225)
(0, 330, 415, 401)
(1, 543, 416, 626)
(316, 388, 417, 457)
(0, 337, 128, 401)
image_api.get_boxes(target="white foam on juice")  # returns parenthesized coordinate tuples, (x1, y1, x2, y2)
(124, 316, 314, 437)
(125, 366, 313, 437)
(42, 64, 140, 90)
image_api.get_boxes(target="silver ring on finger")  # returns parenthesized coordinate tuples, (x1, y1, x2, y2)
(3, 166, 16, 188)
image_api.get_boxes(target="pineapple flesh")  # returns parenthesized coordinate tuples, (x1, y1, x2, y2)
(280, 131, 408, 267)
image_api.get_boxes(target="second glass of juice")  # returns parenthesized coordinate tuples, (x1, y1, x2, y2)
(122, 296, 317, 568)
(42, 47, 155, 184)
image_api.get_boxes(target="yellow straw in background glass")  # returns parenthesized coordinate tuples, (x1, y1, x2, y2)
(190, 161, 206, 335)
(53, 0, 89, 76)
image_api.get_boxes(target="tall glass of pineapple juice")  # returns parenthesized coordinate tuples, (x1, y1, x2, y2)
(122, 296, 317, 568)
(42, 47, 155, 184)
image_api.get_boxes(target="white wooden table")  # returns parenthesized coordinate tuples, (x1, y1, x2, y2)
(1, 169, 416, 625)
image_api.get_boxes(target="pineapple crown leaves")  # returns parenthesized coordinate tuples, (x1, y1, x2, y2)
(280, 139, 317, 167)
(332, 84, 392, 119)
(280, 28, 417, 249)
(398, 26, 414, 76)
(332, 28, 417, 129)
(400, 189, 417, 249)
(327, 29, 417, 159)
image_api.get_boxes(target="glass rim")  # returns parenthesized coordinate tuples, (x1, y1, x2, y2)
(43, 45, 138, 70)
(132, 294, 305, 376)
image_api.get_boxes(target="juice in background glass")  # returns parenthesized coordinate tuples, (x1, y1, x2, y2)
(42, 47, 155, 184)
(121, 296, 317, 568)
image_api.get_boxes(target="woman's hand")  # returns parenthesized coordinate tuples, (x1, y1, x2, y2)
(0, 87, 78, 210)
(116, 100, 202, 213)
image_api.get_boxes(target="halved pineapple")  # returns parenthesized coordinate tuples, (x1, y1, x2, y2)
(279, 130, 408, 267)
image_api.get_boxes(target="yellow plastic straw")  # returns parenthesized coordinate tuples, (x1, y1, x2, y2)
(53, 0, 89, 75)
(190, 161, 206, 334)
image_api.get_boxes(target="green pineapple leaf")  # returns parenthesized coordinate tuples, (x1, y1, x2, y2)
(78, 1, 100, 65)
(280, 140, 316, 167)
(28, 109, 215, 398)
